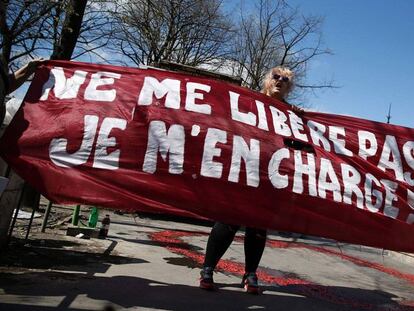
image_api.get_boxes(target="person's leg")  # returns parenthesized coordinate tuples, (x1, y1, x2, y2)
(203, 222, 239, 269)
(244, 227, 267, 272)
(200, 222, 239, 290)
(242, 227, 267, 294)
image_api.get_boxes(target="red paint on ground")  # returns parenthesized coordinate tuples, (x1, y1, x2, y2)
(149, 230, 414, 311)
(266, 239, 414, 287)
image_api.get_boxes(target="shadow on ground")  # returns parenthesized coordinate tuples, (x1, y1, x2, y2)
(1, 233, 412, 311)
(0, 270, 412, 311)
(0, 238, 147, 274)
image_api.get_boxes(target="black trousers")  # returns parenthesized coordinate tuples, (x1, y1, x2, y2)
(202, 222, 267, 273)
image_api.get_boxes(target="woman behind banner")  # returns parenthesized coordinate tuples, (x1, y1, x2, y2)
(199, 66, 297, 294)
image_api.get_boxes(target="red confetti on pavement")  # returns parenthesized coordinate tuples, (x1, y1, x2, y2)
(149, 230, 414, 311)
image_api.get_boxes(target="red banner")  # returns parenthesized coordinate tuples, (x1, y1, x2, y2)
(1, 60, 414, 252)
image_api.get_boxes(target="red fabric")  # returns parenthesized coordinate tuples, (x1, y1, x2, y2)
(1, 60, 413, 252)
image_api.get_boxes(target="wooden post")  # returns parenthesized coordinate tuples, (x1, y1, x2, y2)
(41, 201, 53, 233)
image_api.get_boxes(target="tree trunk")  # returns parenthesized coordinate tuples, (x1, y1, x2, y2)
(51, 0, 87, 60)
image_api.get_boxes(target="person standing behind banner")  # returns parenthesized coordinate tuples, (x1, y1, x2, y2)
(0, 58, 45, 125)
(199, 66, 299, 294)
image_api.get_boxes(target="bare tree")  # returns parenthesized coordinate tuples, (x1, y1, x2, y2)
(49, 0, 115, 62)
(0, 0, 57, 69)
(229, 0, 334, 102)
(50, 0, 88, 60)
(0, 0, 114, 69)
(111, 0, 232, 67)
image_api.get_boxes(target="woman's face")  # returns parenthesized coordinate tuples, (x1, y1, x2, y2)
(266, 71, 291, 100)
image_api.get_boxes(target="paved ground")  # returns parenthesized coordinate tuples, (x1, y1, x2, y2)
(1, 207, 414, 311)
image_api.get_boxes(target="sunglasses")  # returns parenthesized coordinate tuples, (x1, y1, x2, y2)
(273, 74, 290, 83)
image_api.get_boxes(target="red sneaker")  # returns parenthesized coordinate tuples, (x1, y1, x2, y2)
(199, 267, 216, 291)
(241, 272, 261, 294)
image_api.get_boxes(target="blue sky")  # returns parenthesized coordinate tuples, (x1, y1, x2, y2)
(285, 0, 414, 127)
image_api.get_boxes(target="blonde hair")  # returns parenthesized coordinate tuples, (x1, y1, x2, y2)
(262, 66, 294, 96)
